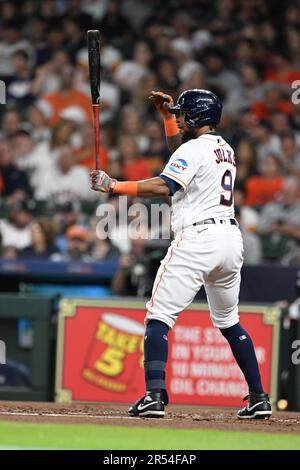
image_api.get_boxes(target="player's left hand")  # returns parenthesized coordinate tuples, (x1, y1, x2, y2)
(90, 170, 116, 193)
(149, 91, 174, 119)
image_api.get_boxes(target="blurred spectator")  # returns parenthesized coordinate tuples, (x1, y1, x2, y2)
(143, 120, 169, 173)
(26, 104, 51, 143)
(31, 50, 71, 96)
(38, 64, 92, 127)
(155, 56, 180, 96)
(67, 0, 93, 29)
(270, 110, 292, 136)
(235, 206, 262, 265)
(11, 129, 35, 171)
(54, 201, 80, 232)
(35, 145, 93, 203)
(280, 133, 300, 178)
(10, 121, 74, 194)
(0, 200, 32, 250)
(0, 140, 32, 205)
(0, 110, 22, 140)
(51, 224, 91, 261)
(63, 18, 86, 58)
(21, 219, 57, 258)
(38, 0, 63, 29)
(1, 0, 18, 21)
(111, 238, 152, 297)
(113, 42, 150, 91)
(251, 84, 293, 121)
(225, 63, 265, 115)
(234, 183, 259, 233)
(81, 0, 110, 21)
(119, 136, 153, 181)
(235, 138, 257, 186)
(172, 38, 202, 85)
(179, 69, 206, 94)
(245, 154, 283, 207)
(89, 217, 120, 261)
(250, 120, 281, 165)
(131, 73, 158, 118)
(0, 19, 32, 77)
(119, 108, 148, 152)
(202, 46, 242, 96)
(257, 177, 300, 264)
(101, 0, 131, 45)
(7, 50, 34, 108)
(233, 37, 258, 65)
(265, 52, 300, 86)
(53, 201, 82, 254)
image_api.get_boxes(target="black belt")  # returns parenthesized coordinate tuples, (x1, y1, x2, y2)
(192, 218, 238, 226)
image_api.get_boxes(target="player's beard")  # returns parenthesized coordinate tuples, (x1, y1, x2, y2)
(181, 127, 197, 143)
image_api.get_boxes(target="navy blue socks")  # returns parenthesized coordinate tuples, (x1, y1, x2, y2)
(144, 320, 169, 392)
(220, 322, 264, 394)
(143, 320, 264, 396)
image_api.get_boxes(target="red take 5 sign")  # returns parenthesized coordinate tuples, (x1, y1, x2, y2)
(55, 299, 280, 406)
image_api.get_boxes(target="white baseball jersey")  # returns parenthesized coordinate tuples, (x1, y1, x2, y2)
(146, 132, 243, 331)
(161, 133, 236, 235)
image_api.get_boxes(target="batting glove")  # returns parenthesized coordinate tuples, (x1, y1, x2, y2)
(90, 170, 116, 193)
(149, 91, 174, 119)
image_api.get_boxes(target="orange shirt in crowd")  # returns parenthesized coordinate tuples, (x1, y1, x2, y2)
(265, 70, 300, 86)
(251, 100, 293, 120)
(42, 90, 93, 126)
(123, 159, 153, 181)
(245, 176, 283, 207)
(74, 147, 108, 171)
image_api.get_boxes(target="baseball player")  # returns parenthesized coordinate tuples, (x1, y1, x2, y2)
(90, 89, 272, 420)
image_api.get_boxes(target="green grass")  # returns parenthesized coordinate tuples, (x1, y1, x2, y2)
(0, 421, 299, 450)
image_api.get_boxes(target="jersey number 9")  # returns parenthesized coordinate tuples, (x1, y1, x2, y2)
(220, 170, 233, 206)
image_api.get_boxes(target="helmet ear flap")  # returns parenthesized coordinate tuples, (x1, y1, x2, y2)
(184, 114, 200, 128)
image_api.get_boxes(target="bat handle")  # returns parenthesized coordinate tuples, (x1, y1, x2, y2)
(92, 104, 100, 170)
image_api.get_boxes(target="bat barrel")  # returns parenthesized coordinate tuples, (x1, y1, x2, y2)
(87, 30, 100, 105)
(87, 30, 100, 51)
(87, 29, 101, 169)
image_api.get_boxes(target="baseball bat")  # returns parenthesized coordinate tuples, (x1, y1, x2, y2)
(87, 29, 101, 170)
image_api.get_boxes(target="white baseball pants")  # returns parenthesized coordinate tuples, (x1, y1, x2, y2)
(146, 222, 244, 329)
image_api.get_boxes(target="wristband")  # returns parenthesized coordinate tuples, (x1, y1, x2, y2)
(112, 181, 138, 196)
(164, 116, 179, 137)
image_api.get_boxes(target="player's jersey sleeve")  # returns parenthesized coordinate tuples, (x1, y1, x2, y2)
(159, 175, 182, 195)
(160, 142, 202, 190)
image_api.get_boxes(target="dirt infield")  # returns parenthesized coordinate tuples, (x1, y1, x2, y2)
(0, 401, 299, 434)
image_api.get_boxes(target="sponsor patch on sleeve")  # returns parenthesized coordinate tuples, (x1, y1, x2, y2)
(168, 158, 188, 174)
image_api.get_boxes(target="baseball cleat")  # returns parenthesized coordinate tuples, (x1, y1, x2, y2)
(237, 392, 272, 420)
(128, 391, 166, 418)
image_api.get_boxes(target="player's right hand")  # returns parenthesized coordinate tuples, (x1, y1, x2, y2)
(149, 91, 174, 119)
(90, 169, 116, 193)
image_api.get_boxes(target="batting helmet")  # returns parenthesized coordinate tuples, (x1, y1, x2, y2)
(168, 89, 222, 127)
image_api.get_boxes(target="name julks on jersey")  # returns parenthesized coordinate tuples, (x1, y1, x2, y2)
(214, 148, 236, 167)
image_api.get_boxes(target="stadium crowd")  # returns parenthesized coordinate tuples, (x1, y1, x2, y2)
(1, 0, 300, 276)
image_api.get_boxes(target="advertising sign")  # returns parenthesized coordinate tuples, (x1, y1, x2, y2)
(55, 299, 281, 406)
